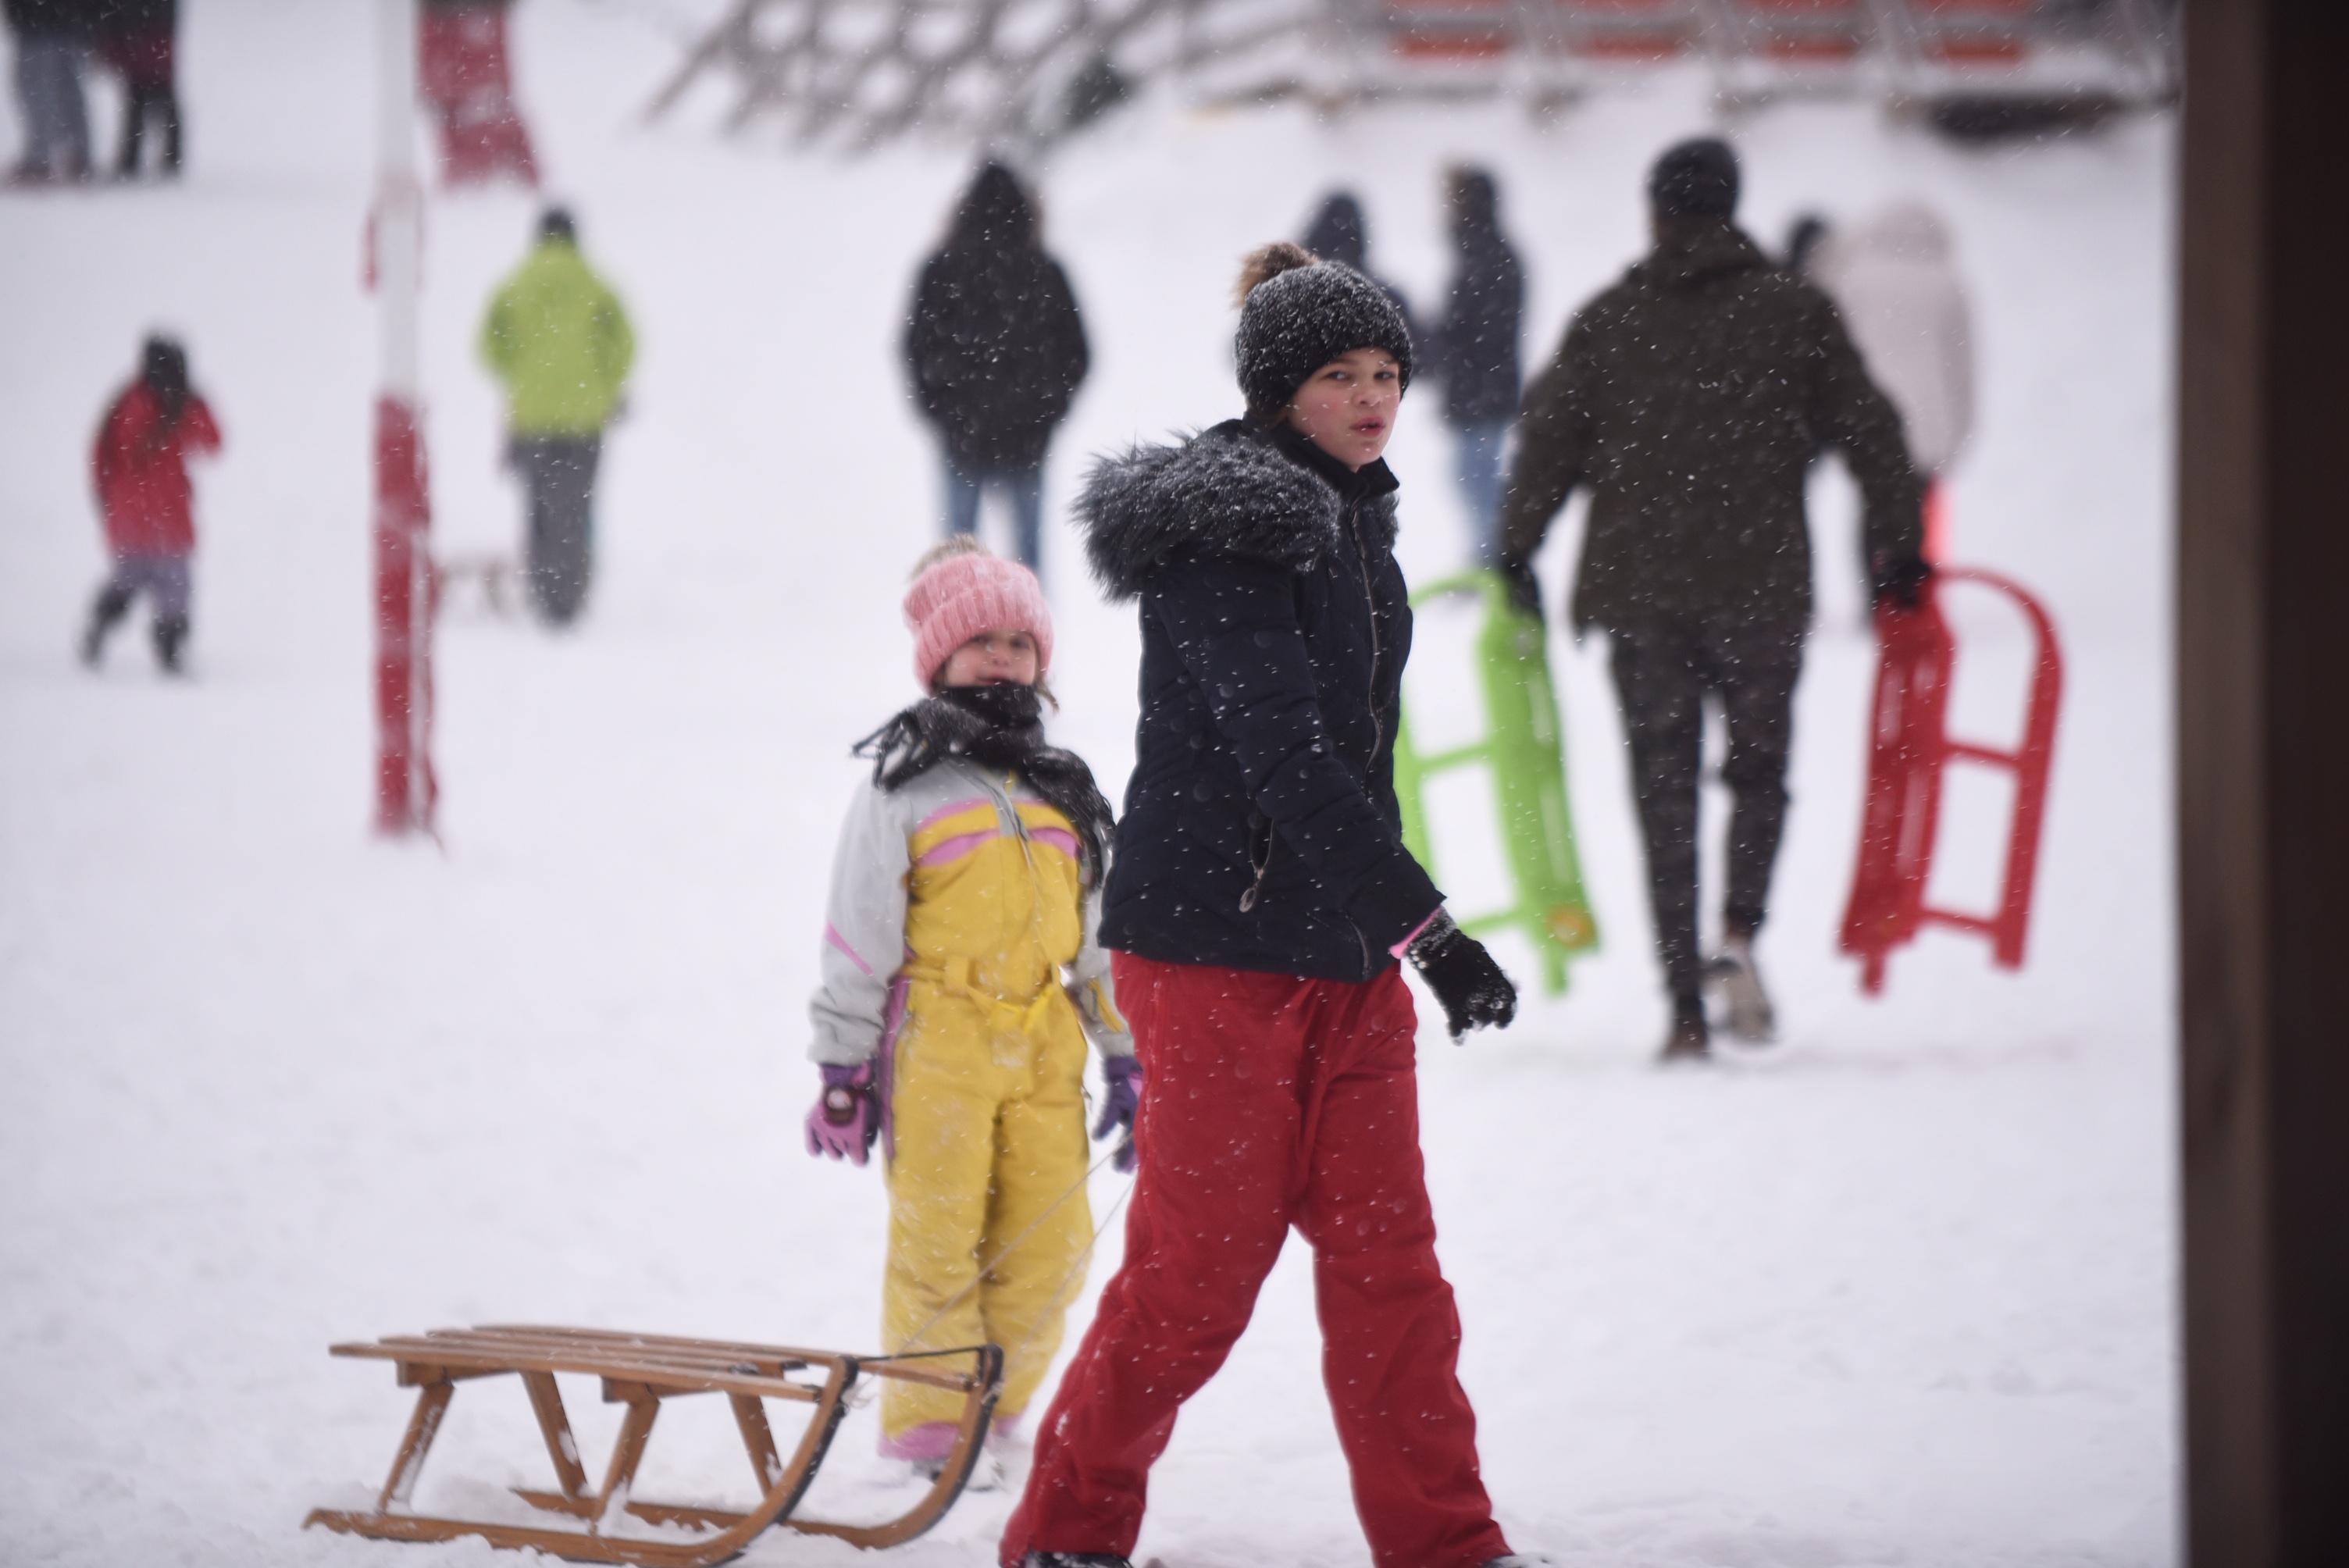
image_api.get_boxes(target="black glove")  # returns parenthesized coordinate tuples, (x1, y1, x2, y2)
(1499, 557, 1543, 623)
(1406, 912, 1518, 1040)
(1871, 551, 1932, 611)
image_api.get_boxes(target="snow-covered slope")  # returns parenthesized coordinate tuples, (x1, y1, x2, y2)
(0, 4, 2175, 1564)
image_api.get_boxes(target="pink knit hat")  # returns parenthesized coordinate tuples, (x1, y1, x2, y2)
(904, 541, 1054, 690)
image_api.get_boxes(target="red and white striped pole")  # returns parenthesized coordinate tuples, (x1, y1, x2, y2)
(371, 0, 436, 836)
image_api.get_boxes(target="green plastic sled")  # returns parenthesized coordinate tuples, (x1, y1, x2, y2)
(1394, 569, 1600, 996)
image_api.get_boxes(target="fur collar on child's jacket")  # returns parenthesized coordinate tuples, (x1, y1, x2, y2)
(1078, 419, 1401, 603)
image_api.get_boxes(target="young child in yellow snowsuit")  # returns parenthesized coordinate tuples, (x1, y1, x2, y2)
(805, 537, 1139, 1482)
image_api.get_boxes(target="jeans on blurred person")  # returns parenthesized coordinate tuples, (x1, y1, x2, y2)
(1451, 419, 1510, 568)
(12, 37, 91, 181)
(510, 435, 601, 626)
(943, 461, 1044, 579)
(84, 553, 192, 672)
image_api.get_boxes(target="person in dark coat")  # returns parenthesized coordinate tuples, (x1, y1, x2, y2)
(94, 0, 180, 178)
(1499, 137, 1924, 1062)
(904, 161, 1089, 579)
(83, 335, 223, 673)
(998, 242, 1531, 1568)
(1302, 188, 1417, 344)
(1425, 166, 1524, 565)
(5, 0, 96, 184)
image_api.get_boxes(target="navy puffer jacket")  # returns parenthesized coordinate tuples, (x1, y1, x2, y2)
(1081, 419, 1442, 982)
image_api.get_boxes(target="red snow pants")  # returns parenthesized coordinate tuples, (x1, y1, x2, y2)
(999, 953, 1510, 1568)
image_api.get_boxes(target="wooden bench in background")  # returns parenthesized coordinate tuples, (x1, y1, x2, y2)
(305, 1325, 1003, 1566)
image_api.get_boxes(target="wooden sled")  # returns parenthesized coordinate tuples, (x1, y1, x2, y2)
(305, 1325, 1002, 1566)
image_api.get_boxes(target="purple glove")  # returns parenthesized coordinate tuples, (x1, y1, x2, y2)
(1093, 1056, 1142, 1173)
(805, 1062, 878, 1166)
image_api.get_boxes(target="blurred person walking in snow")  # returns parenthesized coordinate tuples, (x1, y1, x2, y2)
(1424, 166, 1524, 566)
(5, 0, 96, 184)
(478, 205, 635, 626)
(805, 535, 1136, 1492)
(1499, 139, 1923, 1063)
(1000, 242, 1540, 1568)
(82, 334, 221, 674)
(904, 161, 1089, 581)
(95, 0, 180, 180)
(1302, 188, 1417, 342)
(1806, 202, 1977, 562)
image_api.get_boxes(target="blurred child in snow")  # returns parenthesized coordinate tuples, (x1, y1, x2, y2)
(804, 536, 1138, 1488)
(82, 335, 221, 674)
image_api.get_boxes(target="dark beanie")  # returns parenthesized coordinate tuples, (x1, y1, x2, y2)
(539, 205, 577, 243)
(1233, 242, 1413, 419)
(1648, 137, 1740, 219)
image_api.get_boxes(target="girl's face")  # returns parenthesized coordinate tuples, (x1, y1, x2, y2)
(1285, 347, 1403, 471)
(937, 628, 1040, 690)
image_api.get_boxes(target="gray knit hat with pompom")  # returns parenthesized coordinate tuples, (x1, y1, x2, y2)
(1233, 241, 1413, 420)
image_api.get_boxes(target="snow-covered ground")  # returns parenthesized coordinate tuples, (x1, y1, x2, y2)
(1, 4, 2175, 1565)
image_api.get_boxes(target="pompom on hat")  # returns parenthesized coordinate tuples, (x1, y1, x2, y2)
(1233, 241, 1413, 421)
(904, 536, 1054, 690)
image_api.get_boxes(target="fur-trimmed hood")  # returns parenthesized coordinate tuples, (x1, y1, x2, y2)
(1078, 420, 1400, 602)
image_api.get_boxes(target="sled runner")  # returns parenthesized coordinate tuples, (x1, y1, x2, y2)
(1841, 565, 2062, 992)
(1394, 568, 1600, 995)
(305, 1325, 1002, 1565)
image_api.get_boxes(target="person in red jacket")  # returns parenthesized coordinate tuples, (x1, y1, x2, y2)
(83, 336, 221, 673)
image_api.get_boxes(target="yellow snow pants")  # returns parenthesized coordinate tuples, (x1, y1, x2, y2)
(882, 961, 1093, 1445)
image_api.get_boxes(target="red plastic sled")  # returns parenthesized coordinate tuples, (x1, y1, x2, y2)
(1839, 565, 2062, 994)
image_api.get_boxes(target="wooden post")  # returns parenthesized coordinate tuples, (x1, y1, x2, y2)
(2178, 2, 2349, 1563)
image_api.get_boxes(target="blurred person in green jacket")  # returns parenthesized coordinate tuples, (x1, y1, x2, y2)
(479, 206, 635, 625)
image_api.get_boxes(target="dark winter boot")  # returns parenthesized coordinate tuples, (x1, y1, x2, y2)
(1018, 1555, 1133, 1568)
(1659, 994, 1710, 1064)
(152, 614, 191, 675)
(80, 583, 134, 667)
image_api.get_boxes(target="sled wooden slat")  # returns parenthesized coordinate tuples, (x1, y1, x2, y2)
(386, 1328, 814, 1376)
(330, 1337, 824, 1403)
(366, 1330, 820, 1386)
(470, 1324, 991, 1396)
(305, 1324, 1003, 1566)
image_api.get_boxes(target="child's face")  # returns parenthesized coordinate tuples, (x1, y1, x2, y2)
(1285, 347, 1403, 471)
(938, 629, 1040, 690)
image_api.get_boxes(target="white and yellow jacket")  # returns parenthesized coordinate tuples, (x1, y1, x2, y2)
(810, 758, 1132, 1075)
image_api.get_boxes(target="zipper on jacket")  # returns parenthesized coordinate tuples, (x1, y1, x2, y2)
(1347, 504, 1388, 982)
(976, 766, 1053, 960)
(1239, 820, 1274, 912)
(1349, 506, 1385, 763)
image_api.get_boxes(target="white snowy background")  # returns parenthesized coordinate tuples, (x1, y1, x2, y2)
(0, 2, 2174, 1565)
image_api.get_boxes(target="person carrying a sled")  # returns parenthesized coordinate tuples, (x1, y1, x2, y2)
(999, 243, 1544, 1568)
(82, 334, 221, 674)
(1499, 138, 1926, 1062)
(804, 536, 1139, 1491)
